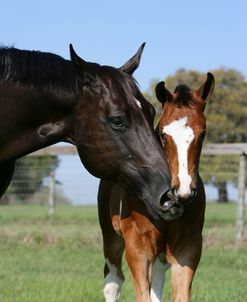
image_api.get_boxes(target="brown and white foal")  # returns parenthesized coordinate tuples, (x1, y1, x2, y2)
(98, 73, 215, 302)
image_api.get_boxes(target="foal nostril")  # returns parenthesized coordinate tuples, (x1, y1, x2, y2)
(191, 188, 197, 199)
(171, 187, 176, 196)
(175, 188, 197, 204)
(177, 193, 191, 201)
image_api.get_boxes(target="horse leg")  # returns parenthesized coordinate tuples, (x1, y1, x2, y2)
(170, 236, 202, 302)
(0, 160, 15, 199)
(103, 233, 125, 302)
(150, 253, 170, 302)
(98, 180, 125, 302)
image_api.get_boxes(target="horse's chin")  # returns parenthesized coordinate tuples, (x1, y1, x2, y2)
(159, 203, 185, 221)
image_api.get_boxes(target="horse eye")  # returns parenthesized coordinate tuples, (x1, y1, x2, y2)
(109, 116, 125, 130)
(110, 117, 123, 125)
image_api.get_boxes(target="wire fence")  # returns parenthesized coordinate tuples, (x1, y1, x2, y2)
(1, 143, 246, 241)
(2, 144, 246, 204)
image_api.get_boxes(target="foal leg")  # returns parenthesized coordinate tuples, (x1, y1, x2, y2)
(0, 160, 15, 199)
(170, 236, 202, 302)
(123, 221, 160, 302)
(150, 254, 170, 302)
(125, 243, 152, 302)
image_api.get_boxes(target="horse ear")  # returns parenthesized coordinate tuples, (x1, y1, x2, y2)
(155, 81, 173, 104)
(119, 43, 146, 75)
(69, 44, 94, 86)
(196, 73, 215, 102)
(69, 44, 87, 70)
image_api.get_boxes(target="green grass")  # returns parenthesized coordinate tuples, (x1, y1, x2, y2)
(0, 203, 246, 302)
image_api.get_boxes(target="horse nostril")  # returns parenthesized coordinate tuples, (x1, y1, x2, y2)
(159, 191, 170, 207)
(159, 190, 176, 211)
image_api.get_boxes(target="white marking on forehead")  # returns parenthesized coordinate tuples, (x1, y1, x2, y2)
(163, 117, 194, 196)
(134, 98, 142, 109)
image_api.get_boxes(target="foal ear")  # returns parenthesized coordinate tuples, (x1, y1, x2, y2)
(196, 73, 215, 102)
(155, 81, 173, 104)
(119, 43, 146, 75)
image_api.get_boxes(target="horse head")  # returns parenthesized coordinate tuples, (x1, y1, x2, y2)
(68, 44, 173, 220)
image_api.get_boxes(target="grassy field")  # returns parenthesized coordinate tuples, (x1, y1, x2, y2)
(0, 203, 246, 302)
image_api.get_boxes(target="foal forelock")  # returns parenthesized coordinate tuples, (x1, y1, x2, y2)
(174, 85, 195, 107)
(163, 117, 195, 196)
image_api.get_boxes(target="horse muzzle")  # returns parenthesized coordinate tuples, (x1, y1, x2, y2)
(158, 188, 196, 221)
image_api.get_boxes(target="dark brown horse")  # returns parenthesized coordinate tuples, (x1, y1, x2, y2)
(0, 44, 174, 218)
(98, 73, 215, 302)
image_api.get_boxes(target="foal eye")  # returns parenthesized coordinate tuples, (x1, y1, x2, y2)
(160, 131, 166, 141)
(200, 130, 207, 140)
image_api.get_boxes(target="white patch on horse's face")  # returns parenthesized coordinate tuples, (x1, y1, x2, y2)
(163, 117, 194, 197)
(134, 98, 142, 109)
(103, 258, 123, 302)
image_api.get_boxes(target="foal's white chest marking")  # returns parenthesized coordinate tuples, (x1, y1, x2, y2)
(163, 117, 194, 195)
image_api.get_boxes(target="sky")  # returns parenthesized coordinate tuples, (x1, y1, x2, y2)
(1, 0, 247, 91)
(1, 0, 246, 204)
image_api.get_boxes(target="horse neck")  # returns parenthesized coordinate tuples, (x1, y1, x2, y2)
(0, 84, 78, 161)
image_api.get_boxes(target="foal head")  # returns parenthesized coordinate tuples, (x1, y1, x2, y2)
(156, 73, 214, 210)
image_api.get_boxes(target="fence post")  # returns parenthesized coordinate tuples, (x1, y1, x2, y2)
(236, 153, 246, 244)
(48, 171, 55, 216)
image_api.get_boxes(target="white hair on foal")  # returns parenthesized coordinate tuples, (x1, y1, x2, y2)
(163, 116, 195, 197)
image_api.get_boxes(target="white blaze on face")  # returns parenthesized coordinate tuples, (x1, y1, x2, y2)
(163, 117, 194, 197)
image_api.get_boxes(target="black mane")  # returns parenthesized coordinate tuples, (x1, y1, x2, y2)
(174, 84, 194, 106)
(0, 47, 76, 91)
(103, 65, 145, 111)
(0, 47, 144, 109)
